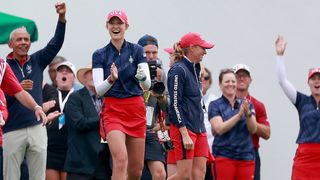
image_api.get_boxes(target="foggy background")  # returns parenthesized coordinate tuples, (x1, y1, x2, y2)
(1, 0, 320, 179)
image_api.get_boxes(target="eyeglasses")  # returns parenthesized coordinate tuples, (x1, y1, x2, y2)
(236, 74, 250, 79)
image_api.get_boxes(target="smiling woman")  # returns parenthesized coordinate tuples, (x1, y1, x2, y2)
(167, 32, 214, 180)
(92, 9, 151, 180)
(208, 68, 257, 180)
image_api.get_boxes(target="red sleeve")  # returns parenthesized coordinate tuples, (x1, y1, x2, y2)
(0, 89, 8, 120)
(254, 101, 270, 126)
(0, 63, 23, 96)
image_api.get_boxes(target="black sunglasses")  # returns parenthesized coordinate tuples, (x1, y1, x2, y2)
(203, 76, 210, 81)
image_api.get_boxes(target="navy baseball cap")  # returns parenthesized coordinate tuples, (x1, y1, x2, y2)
(137, 34, 158, 47)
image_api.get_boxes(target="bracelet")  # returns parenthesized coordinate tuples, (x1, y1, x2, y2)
(107, 76, 114, 84)
(33, 105, 42, 111)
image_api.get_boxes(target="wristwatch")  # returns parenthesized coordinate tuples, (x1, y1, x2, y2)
(246, 111, 252, 118)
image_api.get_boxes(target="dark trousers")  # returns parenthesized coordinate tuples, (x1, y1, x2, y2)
(254, 149, 261, 180)
(67, 172, 110, 180)
(67, 147, 112, 180)
(140, 167, 152, 180)
(0, 147, 29, 180)
(204, 164, 215, 180)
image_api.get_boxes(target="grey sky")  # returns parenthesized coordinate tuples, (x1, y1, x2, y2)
(1, 0, 320, 179)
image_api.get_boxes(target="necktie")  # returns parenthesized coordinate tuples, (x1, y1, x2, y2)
(92, 95, 101, 112)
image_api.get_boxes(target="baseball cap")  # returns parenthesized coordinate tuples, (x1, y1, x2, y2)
(179, 32, 214, 49)
(232, 64, 251, 75)
(308, 67, 320, 80)
(137, 34, 158, 47)
(164, 47, 173, 54)
(57, 61, 76, 76)
(107, 10, 128, 24)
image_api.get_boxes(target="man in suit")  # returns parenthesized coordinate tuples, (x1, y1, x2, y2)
(64, 63, 112, 180)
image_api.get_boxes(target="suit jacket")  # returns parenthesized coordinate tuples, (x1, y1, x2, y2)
(64, 87, 105, 174)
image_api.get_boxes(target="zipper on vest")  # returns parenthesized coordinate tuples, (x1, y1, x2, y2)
(14, 60, 26, 78)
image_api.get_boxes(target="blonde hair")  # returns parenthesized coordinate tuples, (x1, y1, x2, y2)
(172, 42, 188, 62)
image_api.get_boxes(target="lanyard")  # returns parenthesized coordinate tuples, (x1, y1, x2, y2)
(58, 88, 74, 112)
(144, 91, 151, 103)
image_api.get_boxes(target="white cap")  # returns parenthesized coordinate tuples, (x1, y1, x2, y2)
(232, 64, 250, 75)
(57, 61, 76, 75)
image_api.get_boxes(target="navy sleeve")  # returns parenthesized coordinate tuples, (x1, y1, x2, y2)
(92, 50, 104, 69)
(168, 66, 186, 128)
(294, 91, 304, 110)
(208, 100, 221, 121)
(36, 21, 66, 69)
(135, 45, 147, 64)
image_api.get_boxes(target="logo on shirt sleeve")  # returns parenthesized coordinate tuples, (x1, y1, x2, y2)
(173, 74, 182, 123)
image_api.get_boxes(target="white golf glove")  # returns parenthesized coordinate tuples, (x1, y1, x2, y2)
(135, 65, 146, 82)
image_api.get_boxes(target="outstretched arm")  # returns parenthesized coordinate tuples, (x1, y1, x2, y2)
(38, 2, 67, 68)
(275, 35, 297, 104)
(14, 90, 47, 125)
(55, 2, 66, 22)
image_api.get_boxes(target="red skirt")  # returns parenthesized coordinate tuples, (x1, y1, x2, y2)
(292, 143, 320, 180)
(100, 96, 146, 139)
(167, 149, 176, 164)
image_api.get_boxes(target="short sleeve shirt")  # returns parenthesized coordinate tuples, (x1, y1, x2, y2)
(1, 62, 22, 97)
(248, 95, 269, 149)
(208, 95, 256, 160)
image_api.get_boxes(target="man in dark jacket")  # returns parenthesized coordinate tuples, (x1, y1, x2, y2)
(64, 63, 112, 180)
(3, 2, 66, 180)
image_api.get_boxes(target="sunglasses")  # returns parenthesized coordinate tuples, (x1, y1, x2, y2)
(203, 76, 210, 81)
